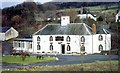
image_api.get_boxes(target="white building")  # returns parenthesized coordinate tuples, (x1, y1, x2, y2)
(13, 16, 111, 54)
(77, 14, 97, 21)
(116, 11, 120, 22)
(32, 16, 111, 54)
(13, 38, 33, 53)
(0, 27, 18, 41)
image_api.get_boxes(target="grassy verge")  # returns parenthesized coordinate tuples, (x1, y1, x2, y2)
(2, 55, 56, 65)
(4, 60, 118, 71)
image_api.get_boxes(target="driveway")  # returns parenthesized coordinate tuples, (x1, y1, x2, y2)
(2, 55, 118, 68)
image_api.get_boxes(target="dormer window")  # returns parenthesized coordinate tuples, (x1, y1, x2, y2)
(66, 36, 70, 42)
(49, 36, 53, 41)
(99, 44, 103, 51)
(81, 36, 85, 42)
(37, 36, 40, 41)
(98, 35, 103, 41)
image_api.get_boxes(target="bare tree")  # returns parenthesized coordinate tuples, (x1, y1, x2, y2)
(65, 8, 78, 23)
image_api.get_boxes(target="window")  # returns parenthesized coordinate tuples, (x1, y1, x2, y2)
(81, 45, 85, 52)
(21, 42, 24, 48)
(50, 44, 53, 51)
(67, 45, 71, 51)
(14, 41, 17, 47)
(81, 36, 85, 42)
(37, 36, 40, 41)
(66, 36, 70, 42)
(98, 35, 103, 41)
(28, 42, 32, 49)
(18, 42, 21, 47)
(37, 45, 41, 50)
(49, 36, 53, 41)
(118, 16, 120, 19)
(55, 36, 64, 41)
(30, 42, 32, 48)
(99, 44, 103, 51)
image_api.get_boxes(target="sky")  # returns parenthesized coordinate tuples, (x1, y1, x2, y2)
(1, 0, 120, 9)
(0, 0, 52, 9)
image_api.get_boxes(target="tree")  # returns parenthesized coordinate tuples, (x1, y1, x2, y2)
(42, 3, 57, 11)
(22, 2, 37, 25)
(97, 16, 104, 21)
(65, 8, 78, 23)
(11, 15, 22, 25)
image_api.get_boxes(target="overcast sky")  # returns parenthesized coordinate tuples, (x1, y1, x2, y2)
(0, 0, 52, 9)
(1, 0, 120, 9)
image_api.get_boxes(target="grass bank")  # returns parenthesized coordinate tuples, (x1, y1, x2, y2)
(4, 60, 118, 71)
(2, 55, 56, 65)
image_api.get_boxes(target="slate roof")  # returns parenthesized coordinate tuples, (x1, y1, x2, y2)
(0, 27, 11, 33)
(96, 25, 110, 34)
(14, 38, 32, 42)
(34, 23, 92, 35)
(34, 23, 111, 35)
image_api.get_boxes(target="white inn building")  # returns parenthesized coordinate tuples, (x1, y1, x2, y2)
(13, 16, 111, 54)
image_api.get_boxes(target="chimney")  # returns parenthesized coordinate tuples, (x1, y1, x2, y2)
(92, 24, 96, 34)
(61, 16, 70, 26)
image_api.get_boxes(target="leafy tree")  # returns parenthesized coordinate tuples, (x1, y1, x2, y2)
(42, 3, 57, 11)
(97, 16, 104, 21)
(11, 15, 22, 25)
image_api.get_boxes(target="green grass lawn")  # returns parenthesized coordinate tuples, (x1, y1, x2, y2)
(3, 60, 118, 71)
(2, 55, 56, 65)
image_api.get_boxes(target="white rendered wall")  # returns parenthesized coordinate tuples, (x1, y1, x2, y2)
(13, 41, 32, 52)
(33, 35, 111, 54)
(0, 33, 5, 41)
(77, 14, 96, 21)
(61, 16, 70, 26)
(116, 14, 120, 22)
(5, 27, 18, 40)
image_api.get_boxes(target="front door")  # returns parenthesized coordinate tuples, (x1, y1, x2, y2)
(61, 44, 65, 54)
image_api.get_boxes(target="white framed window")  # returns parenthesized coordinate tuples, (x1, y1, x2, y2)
(81, 36, 85, 42)
(66, 36, 70, 42)
(67, 45, 71, 51)
(55, 36, 64, 41)
(30, 42, 32, 49)
(21, 42, 24, 48)
(50, 44, 53, 51)
(37, 45, 41, 50)
(37, 36, 40, 41)
(98, 35, 103, 41)
(49, 36, 53, 41)
(99, 44, 103, 51)
(18, 42, 21, 47)
(81, 45, 85, 52)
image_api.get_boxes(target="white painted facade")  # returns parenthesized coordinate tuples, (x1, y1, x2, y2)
(116, 11, 120, 22)
(77, 14, 97, 21)
(0, 27, 18, 41)
(61, 16, 70, 26)
(5, 27, 18, 40)
(32, 34, 111, 54)
(13, 38, 33, 53)
(0, 33, 5, 41)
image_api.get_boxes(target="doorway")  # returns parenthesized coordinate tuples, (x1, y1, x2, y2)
(61, 44, 65, 54)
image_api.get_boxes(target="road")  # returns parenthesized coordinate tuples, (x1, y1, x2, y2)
(2, 55, 118, 68)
